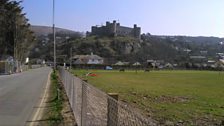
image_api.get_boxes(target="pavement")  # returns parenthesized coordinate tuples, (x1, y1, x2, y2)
(0, 67, 52, 126)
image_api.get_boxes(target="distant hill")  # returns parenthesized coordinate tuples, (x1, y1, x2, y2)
(28, 25, 224, 66)
(30, 25, 80, 36)
(152, 35, 223, 44)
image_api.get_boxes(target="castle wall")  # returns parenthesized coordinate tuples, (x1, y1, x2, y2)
(91, 21, 141, 39)
(116, 26, 133, 37)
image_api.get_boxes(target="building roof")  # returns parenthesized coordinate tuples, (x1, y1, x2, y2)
(147, 60, 155, 63)
(208, 60, 216, 63)
(73, 59, 85, 64)
(72, 53, 103, 64)
(114, 61, 125, 66)
(114, 61, 130, 65)
(133, 62, 141, 66)
(189, 56, 206, 59)
(220, 59, 224, 64)
(73, 54, 103, 60)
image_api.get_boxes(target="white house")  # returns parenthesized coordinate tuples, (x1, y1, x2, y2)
(72, 53, 104, 65)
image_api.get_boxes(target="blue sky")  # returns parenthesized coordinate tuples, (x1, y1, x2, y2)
(20, 0, 224, 37)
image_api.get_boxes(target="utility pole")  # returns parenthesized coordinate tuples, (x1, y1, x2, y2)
(70, 47, 72, 69)
(65, 36, 71, 69)
(53, 0, 56, 70)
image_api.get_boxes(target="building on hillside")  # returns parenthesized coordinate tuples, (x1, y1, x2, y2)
(189, 56, 207, 63)
(146, 60, 165, 68)
(114, 61, 130, 66)
(132, 62, 141, 66)
(216, 53, 224, 59)
(88, 20, 141, 39)
(220, 59, 224, 63)
(72, 53, 104, 65)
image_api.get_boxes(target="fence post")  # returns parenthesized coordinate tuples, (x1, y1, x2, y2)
(107, 93, 118, 126)
(81, 82, 87, 126)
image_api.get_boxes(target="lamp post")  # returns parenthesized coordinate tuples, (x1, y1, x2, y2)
(53, 0, 56, 70)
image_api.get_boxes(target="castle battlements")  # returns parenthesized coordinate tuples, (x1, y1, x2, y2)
(89, 20, 141, 39)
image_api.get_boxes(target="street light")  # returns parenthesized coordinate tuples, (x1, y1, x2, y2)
(53, 0, 56, 70)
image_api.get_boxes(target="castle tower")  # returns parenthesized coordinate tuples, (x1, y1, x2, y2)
(133, 24, 141, 39)
(106, 21, 110, 26)
(112, 20, 117, 37)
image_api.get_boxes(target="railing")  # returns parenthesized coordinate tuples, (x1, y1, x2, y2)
(58, 67, 155, 126)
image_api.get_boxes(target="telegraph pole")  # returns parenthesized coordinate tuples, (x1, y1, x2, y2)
(53, 0, 56, 70)
(70, 47, 72, 69)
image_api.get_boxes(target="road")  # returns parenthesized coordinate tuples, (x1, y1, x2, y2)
(0, 67, 51, 126)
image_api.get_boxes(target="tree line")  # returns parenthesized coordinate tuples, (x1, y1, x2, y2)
(0, 0, 35, 63)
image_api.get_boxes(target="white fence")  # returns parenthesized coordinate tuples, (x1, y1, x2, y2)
(58, 67, 155, 126)
(0, 61, 23, 74)
(0, 61, 43, 75)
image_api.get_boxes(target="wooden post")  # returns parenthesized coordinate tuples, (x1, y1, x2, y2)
(83, 79, 88, 82)
(107, 93, 118, 126)
(57, 88, 60, 100)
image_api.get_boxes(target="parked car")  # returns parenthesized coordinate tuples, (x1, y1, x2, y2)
(105, 66, 113, 70)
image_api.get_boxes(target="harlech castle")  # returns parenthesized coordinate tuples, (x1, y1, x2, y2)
(88, 20, 141, 39)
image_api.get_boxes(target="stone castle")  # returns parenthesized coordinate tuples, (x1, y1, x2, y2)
(89, 20, 141, 39)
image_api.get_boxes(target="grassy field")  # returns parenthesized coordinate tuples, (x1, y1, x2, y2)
(72, 69, 224, 125)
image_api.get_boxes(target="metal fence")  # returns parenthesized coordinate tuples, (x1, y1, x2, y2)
(58, 67, 156, 126)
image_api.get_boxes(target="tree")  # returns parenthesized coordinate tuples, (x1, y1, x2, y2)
(0, 0, 35, 63)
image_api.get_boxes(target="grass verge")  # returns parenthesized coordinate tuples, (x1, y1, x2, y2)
(48, 71, 63, 125)
(40, 70, 76, 126)
(40, 71, 63, 126)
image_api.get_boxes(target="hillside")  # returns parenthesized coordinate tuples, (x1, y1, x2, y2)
(30, 25, 81, 36)
(69, 35, 224, 63)
(28, 25, 224, 66)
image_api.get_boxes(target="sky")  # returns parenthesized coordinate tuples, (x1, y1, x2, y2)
(20, 0, 224, 37)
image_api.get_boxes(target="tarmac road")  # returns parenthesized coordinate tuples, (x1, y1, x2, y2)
(0, 67, 51, 126)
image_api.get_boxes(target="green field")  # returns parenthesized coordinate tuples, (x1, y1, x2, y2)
(72, 69, 224, 125)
